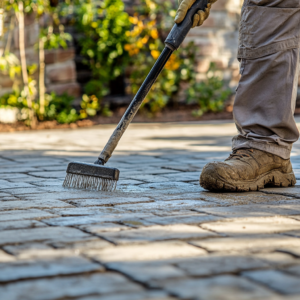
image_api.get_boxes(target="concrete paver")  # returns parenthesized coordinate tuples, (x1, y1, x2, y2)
(0, 121, 300, 299)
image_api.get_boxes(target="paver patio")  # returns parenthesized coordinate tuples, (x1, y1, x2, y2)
(0, 119, 300, 300)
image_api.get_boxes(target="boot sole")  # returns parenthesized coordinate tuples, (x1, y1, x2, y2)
(200, 170, 296, 192)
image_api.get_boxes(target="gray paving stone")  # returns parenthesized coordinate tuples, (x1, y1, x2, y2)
(0, 256, 103, 282)
(195, 204, 300, 218)
(0, 250, 15, 262)
(1, 187, 53, 195)
(85, 241, 207, 262)
(46, 207, 127, 216)
(43, 213, 155, 226)
(201, 216, 300, 236)
(0, 273, 143, 300)
(142, 213, 223, 226)
(264, 186, 300, 197)
(78, 291, 176, 300)
(51, 238, 113, 250)
(0, 179, 35, 189)
(243, 269, 300, 295)
(28, 170, 67, 178)
(3, 243, 53, 256)
(160, 171, 202, 182)
(251, 252, 300, 267)
(0, 209, 57, 221)
(123, 174, 170, 183)
(97, 224, 218, 245)
(0, 220, 46, 230)
(0, 199, 74, 210)
(0, 227, 92, 245)
(65, 197, 154, 207)
(0, 191, 15, 197)
(175, 254, 268, 276)
(289, 215, 300, 222)
(29, 179, 64, 187)
(190, 234, 300, 252)
(107, 261, 185, 286)
(122, 181, 204, 195)
(156, 275, 277, 300)
(117, 200, 216, 214)
(0, 167, 40, 174)
(280, 229, 300, 238)
(283, 264, 300, 276)
(277, 246, 300, 258)
(78, 222, 130, 234)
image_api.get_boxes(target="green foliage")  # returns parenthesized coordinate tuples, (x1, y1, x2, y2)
(80, 94, 101, 119)
(42, 30, 72, 50)
(187, 63, 231, 116)
(40, 93, 100, 124)
(126, 0, 196, 114)
(71, 0, 131, 99)
(41, 92, 78, 123)
(0, 52, 21, 79)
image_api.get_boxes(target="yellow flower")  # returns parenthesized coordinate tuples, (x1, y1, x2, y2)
(129, 16, 138, 24)
(141, 36, 149, 44)
(151, 50, 160, 59)
(124, 44, 131, 51)
(150, 29, 159, 39)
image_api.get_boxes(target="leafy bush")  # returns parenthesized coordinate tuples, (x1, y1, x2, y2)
(70, 0, 131, 99)
(126, 0, 196, 114)
(0, 92, 99, 124)
(187, 63, 231, 116)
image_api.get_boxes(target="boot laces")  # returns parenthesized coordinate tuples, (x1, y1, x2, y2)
(226, 149, 254, 161)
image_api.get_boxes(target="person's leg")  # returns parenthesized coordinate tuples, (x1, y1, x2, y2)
(233, 0, 300, 159)
(200, 0, 300, 192)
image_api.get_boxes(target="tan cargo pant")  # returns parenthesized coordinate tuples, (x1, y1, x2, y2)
(232, 0, 300, 159)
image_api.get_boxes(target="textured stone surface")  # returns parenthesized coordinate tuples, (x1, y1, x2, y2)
(243, 270, 300, 295)
(0, 209, 57, 221)
(106, 261, 185, 285)
(0, 220, 46, 230)
(201, 216, 300, 235)
(86, 241, 207, 262)
(97, 224, 218, 244)
(157, 275, 277, 300)
(0, 273, 143, 300)
(0, 227, 92, 245)
(191, 234, 300, 252)
(175, 254, 269, 276)
(1, 121, 300, 298)
(0, 257, 103, 282)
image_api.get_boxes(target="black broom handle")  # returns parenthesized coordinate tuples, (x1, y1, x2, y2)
(97, 0, 208, 164)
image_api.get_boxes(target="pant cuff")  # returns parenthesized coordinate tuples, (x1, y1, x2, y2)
(232, 136, 292, 160)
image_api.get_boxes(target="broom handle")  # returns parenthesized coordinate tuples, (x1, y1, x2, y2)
(97, 0, 208, 164)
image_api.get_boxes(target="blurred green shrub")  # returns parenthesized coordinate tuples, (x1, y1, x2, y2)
(187, 63, 231, 116)
(125, 0, 196, 114)
(0, 92, 98, 124)
(71, 0, 131, 99)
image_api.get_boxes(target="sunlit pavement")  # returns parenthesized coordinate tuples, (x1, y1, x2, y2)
(0, 119, 300, 300)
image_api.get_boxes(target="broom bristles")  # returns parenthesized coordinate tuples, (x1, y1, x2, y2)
(63, 173, 117, 192)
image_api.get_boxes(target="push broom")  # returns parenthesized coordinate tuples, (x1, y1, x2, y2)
(63, 0, 208, 192)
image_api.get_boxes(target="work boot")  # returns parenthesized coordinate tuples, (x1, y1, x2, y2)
(200, 148, 296, 192)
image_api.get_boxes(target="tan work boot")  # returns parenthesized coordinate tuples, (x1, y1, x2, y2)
(200, 148, 296, 192)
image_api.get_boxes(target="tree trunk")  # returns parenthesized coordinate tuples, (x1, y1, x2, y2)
(39, 38, 45, 118)
(17, 1, 36, 127)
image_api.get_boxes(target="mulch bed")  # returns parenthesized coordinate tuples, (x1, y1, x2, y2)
(2, 105, 299, 132)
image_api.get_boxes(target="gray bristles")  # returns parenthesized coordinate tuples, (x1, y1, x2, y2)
(63, 173, 117, 192)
